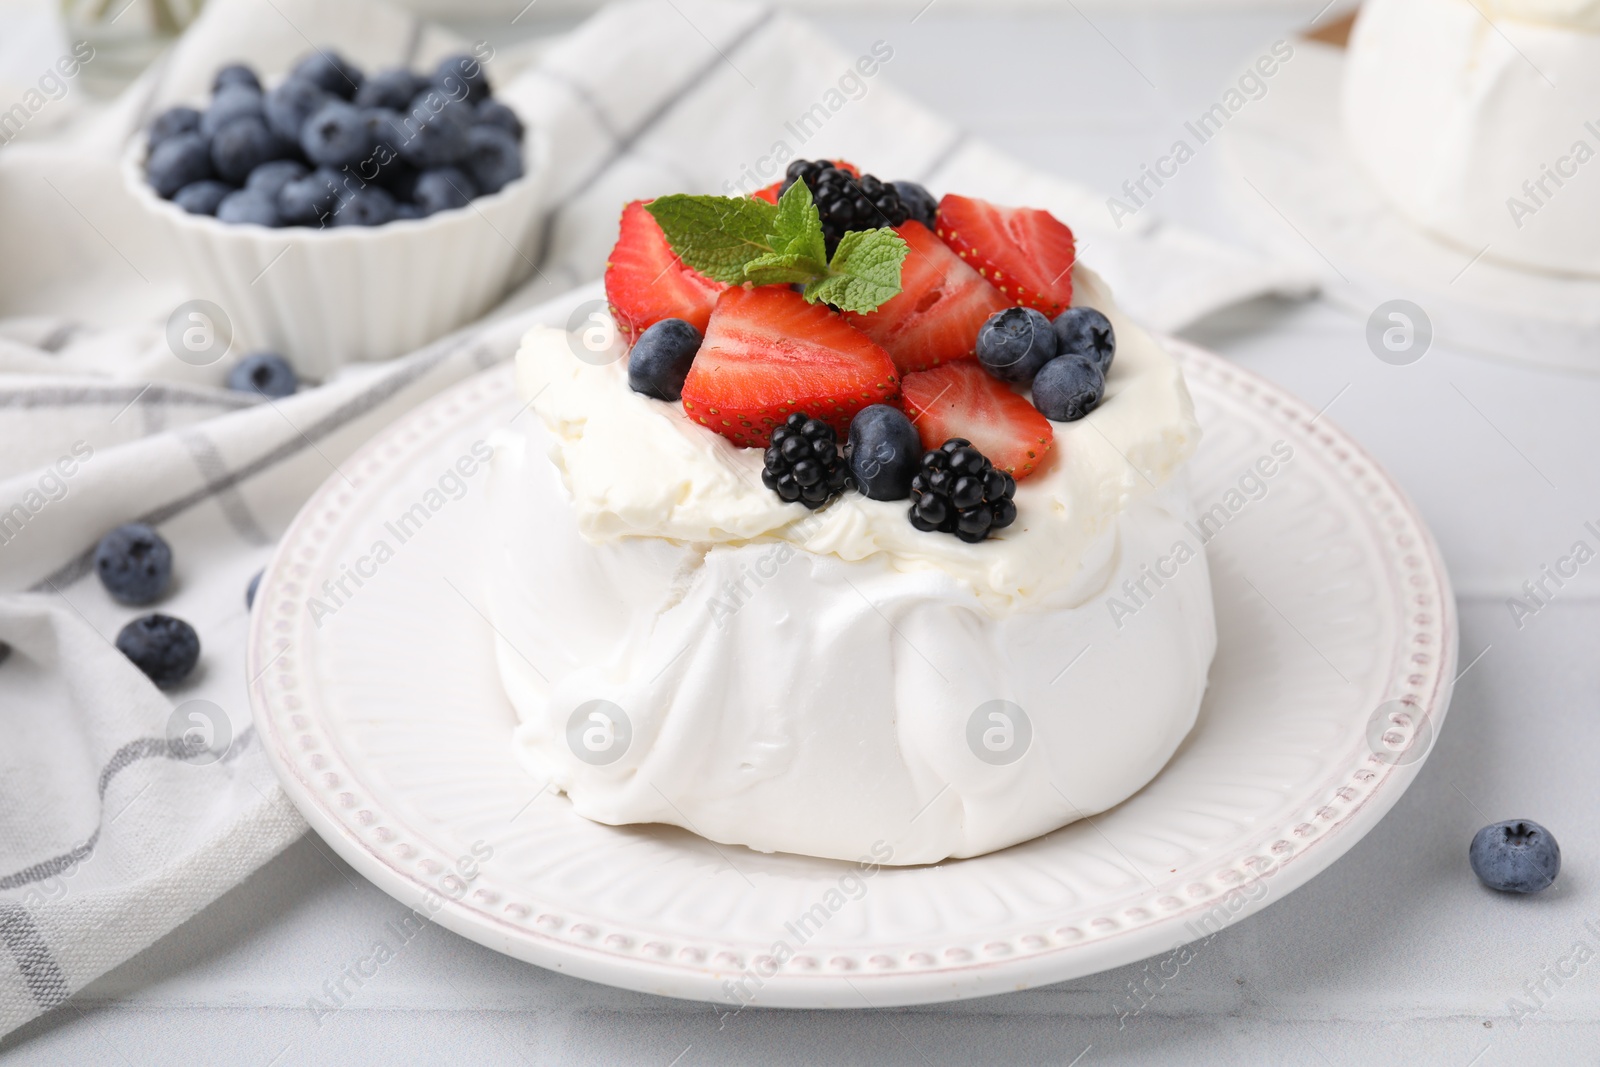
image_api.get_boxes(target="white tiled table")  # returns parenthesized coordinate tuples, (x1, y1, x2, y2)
(7, 7, 1600, 1064)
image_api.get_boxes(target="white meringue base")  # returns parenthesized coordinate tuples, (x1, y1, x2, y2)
(1344, 0, 1600, 279)
(486, 418, 1216, 866)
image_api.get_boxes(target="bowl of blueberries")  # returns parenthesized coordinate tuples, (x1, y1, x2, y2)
(122, 48, 547, 377)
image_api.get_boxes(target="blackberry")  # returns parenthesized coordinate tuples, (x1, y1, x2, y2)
(781, 160, 908, 253)
(908, 439, 1018, 543)
(761, 413, 850, 509)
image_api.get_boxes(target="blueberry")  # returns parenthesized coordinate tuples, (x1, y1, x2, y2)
(627, 319, 701, 401)
(1032, 355, 1104, 422)
(199, 84, 264, 138)
(148, 105, 201, 151)
(977, 307, 1058, 384)
(1471, 820, 1561, 894)
(412, 167, 476, 215)
(475, 98, 523, 139)
(95, 523, 173, 605)
(291, 50, 364, 99)
(300, 100, 375, 167)
(332, 185, 398, 227)
(393, 202, 424, 220)
(146, 132, 214, 198)
(433, 53, 490, 105)
(358, 109, 414, 185)
(213, 63, 261, 93)
(277, 172, 338, 227)
(263, 77, 331, 142)
(464, 125, 522, 195)
(891, 180, 937, 230)
(397, 95, 473, 167)
(210, 116, 289, 184)
(354, 68, 430, 111)
(380, 162, 421, 201)
(172, 179, 235, 216)
(245, 159, 308, 202)
(246, 569, 263, 609)
(846, 404, 921, 500)
(228, 351, 298, 398)
(1052, 306, 1116, 375)
(115, 613, 200, 689)
(217, 188, 281, 227)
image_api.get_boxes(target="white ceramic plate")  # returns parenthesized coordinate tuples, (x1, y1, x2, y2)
(248, 331, 1456, 1008)
(1219, 39, 1600, 375)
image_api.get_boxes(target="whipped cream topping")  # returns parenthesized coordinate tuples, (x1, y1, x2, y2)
(517, 266, 1199, 610)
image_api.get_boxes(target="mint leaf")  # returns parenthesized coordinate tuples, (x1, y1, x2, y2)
(644, 195, 778, 283)
(803, 228, 908, 314)
(742, 252, 823, 287)
(641, 185, 907, 313)
(743, 182, 828, 285)
(768, 180, 828, 267)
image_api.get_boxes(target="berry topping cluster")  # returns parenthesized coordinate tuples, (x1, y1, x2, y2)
(761, 414, 852, 509)
(145, 49, 526, 228)
(975, 303, 1116, 424)
(602, 161, 1123, 541)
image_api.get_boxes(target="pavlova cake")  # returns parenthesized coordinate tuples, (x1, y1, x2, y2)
(486, 161, 1216, 865)
(1344, 0, 1600, 277)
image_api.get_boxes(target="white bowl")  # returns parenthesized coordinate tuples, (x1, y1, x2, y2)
(121, 124, 548, 378)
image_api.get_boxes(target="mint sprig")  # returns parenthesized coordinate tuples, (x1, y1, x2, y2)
(644, 182, 907, 315)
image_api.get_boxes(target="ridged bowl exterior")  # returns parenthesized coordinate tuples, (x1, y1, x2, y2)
(121, 129, 549, 378)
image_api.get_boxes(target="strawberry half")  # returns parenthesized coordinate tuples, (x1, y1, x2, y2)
(935, 194, 1077, 316)
(604, 200, 728, 343)
(843, 220, 1010, 377)
(901, 361, 1053, 480)
(682, 286, 899, 448)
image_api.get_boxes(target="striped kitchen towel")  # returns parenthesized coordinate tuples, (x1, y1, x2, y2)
(0, 0, 1313, 1036)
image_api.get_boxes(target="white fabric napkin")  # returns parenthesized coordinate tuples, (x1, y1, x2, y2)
(0, 0, 1313, 1035)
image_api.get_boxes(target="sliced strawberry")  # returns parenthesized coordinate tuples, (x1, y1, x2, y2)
(682, 286, 899, 448)
(604, 200, 728, 343)
(935, 194, 1076, 316)
(843, 220, 1010, 377)
(901, 361, 1053, 479)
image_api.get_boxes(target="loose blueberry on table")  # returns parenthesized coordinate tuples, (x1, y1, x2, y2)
(145, 49, 527, 228)
(95, 522, 173, 606)
(607, 161, 1111, 540)
(1470, 819, 1560, 894)
(227, 351, 298, 398)
(116, 613, 201, 689)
